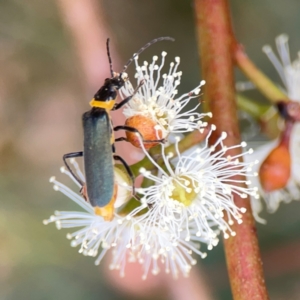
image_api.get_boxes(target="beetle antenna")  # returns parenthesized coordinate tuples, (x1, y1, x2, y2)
(122, 36, 175, 72)
(106, 38, 114, 77)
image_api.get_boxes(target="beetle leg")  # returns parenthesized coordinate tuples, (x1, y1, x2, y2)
(113, 154, 139, 197)
(63, 151, 84, 186)
(114, 125, 165, 144)
(114, 137, 128, 142)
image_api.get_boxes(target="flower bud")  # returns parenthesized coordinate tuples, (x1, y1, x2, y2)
(259, 143, 291, 192)
(114, 165, 132, 208)
(259, 120, 294, 192)
(125, 115, 163, 149)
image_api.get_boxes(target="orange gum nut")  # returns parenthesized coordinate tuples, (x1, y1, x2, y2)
(259, 144, 291, 192)
(125, 115, 163, 149)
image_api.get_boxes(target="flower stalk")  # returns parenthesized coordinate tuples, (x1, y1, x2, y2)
(236, 94, 271, 120)
(236, 94, 281, 139)
(194, 0, 269, 299)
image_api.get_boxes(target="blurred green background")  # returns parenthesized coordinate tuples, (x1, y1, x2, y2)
(1, 0, 300, 299)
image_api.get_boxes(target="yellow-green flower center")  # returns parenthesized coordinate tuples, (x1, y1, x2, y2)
(170, 176, 198, 206)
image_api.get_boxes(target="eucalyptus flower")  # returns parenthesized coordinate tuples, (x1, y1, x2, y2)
(136, 127, 259, 242)
(119, 52, 210, 148)
(249, 34, 300, 217)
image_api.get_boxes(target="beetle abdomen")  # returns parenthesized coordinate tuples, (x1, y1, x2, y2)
(82, 108, 114, 207)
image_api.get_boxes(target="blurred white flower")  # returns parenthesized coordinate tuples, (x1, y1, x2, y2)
(263, 34, 300, 101)
(119, 52, 210, 139)
(137, 127, 259, 242)
(248, 34, 300, 219)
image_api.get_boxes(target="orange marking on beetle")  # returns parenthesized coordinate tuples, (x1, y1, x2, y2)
(90, 98, 115, 110)
(94, 183, 118, 221)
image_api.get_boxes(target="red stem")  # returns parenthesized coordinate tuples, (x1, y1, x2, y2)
(280, 120, 294, 148)
(194, 0, 269, 299)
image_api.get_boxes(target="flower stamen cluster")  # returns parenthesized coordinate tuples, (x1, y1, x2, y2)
(136, 129, 258, 243)
(120, 52, 211, 143)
